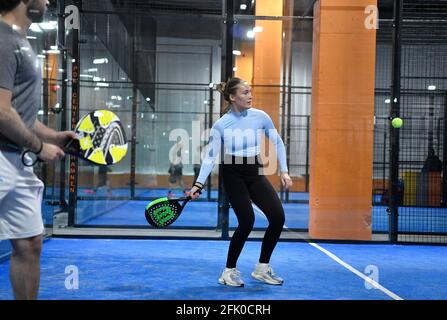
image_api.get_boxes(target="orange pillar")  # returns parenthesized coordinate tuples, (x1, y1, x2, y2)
(252, 0, 283, 185)
(235, 41, 254, 84)
(309, 0, 377, 240)
(46, 54, 58, 109)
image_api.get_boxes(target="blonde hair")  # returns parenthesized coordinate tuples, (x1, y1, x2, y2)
(216, 77, 246, 113)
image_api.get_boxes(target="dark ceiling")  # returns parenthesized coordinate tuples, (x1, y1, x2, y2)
(48, 0, 447, 21)
(68, 0, 317, 16)
(47, 0, 446, 43)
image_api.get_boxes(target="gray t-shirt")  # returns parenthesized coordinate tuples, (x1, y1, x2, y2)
(0, 19, 41, 145)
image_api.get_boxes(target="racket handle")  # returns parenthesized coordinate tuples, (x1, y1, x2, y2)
(63, 138, 80, 155)
(178, 196, 192, 209)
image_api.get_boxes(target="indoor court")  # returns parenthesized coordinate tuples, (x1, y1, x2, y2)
(1, 0, 447, 304)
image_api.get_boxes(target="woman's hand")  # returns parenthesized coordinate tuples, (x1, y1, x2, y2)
(280, 172, 293, 190)
(190, 186, 202, 199)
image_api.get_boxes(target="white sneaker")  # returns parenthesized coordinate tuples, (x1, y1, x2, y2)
(218, 268, 244, 287)
(251, 263, 284, 285)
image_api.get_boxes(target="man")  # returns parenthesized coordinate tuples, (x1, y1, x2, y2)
(0, 0, 75, 299)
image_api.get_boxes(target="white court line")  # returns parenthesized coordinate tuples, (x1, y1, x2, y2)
(251, 203, 404, 300)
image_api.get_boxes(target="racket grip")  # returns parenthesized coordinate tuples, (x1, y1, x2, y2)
(63, 138, 80, 155)
(180, 196, 192, 208)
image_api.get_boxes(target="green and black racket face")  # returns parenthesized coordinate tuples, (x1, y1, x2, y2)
(145, 197, 191, 227)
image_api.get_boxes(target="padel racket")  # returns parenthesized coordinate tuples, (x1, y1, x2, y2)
(22, 110, 128, 166)
(145, 196, 193, 228)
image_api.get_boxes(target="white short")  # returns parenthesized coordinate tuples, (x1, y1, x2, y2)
(0, 151, 44, 240)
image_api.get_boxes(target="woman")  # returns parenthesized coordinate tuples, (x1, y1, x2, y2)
(190, 77, 293, 287)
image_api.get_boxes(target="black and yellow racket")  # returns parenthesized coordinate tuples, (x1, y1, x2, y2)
(145, 196, 193, 228)
(23, 110, 128, 166)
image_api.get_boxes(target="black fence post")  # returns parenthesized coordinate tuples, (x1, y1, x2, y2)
(217, 0, 234, 239)
(68, 0, 82, 227)
(388, 0, 403, 243)
(442, 92, 447, 207)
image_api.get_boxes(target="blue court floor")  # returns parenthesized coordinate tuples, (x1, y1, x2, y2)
(1, 238, 447, 300)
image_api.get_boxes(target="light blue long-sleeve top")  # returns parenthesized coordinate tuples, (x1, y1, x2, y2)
(196, 107, 288, 185)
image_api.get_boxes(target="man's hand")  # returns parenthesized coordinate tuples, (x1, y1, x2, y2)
(33, 120, 77, 147)
(51, 131, 77, 148)
(37, 143, 65, 163)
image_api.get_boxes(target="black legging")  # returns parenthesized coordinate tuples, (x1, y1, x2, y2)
(222, 155, 285, 268)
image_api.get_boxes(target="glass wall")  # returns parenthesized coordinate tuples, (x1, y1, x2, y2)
(38, 0, 315, 235)
(59, 2, 225, 229)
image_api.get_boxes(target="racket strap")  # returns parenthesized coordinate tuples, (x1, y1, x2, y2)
(192, 181, 204, 195)
(21, 140, 44, 167)
(193, 181, 204, 189)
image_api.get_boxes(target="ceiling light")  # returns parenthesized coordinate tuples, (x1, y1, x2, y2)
(93, 58, 109, 64)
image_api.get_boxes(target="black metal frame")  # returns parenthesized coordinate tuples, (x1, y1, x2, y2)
(67, 0, 82, 227)
(50, 0, 313, 234)
(216, 0, 234, 239)
(388, 0, 403, 243)
(57, 0, 69, 212)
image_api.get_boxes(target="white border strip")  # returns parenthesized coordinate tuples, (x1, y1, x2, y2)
(252, 204, 404, 300)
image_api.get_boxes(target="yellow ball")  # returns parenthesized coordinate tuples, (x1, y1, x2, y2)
(392, 117, 403, 128)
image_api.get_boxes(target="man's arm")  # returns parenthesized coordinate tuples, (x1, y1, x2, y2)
(33, 120, 57, 142)
(33, 119, 76, 147)
(0, 88, 66, 162)
(0, 88, 42, 152)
